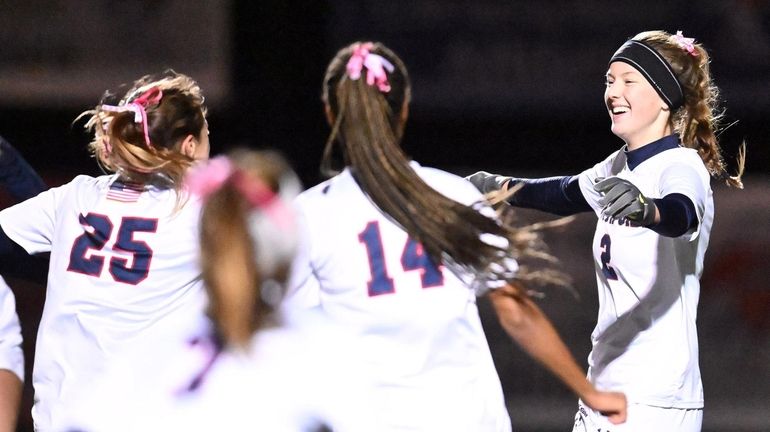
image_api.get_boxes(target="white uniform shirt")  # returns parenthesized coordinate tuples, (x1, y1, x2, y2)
(286, 163, 512, 431)
(61, 309, 375, 432)
(577, 143, 712, 408)
(0, 174, 207, 431)
(0, 276, 23, 382)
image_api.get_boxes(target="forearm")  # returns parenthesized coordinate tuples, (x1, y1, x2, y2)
(0, 369, 21, 432)
(507, 176, 591, 216)
(490, 287, 595, 400)
(649, 193, 698, 237)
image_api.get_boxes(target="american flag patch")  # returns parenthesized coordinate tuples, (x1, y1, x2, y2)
(107, 180, 144, 203)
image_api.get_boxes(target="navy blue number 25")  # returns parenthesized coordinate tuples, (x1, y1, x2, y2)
(599, 234, 618, 280)
(359, 221, 444, 296)
(68, 213, 158, 285)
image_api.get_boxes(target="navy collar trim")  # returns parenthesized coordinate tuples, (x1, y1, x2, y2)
(625, 134, 680, 170)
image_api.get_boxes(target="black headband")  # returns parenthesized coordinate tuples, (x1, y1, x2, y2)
(609, 40, 683, 109)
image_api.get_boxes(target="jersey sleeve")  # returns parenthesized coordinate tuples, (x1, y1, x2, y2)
(577, 150, 621, 215)
(658, 160, 710, 240)
(0, 277, 24, 382)
(0, 180, 69, 254)
(283, 201, 322, 310)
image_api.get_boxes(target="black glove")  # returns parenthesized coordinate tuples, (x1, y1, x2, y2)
(465, 171, 512, 194)
(593, 177, 656, 226)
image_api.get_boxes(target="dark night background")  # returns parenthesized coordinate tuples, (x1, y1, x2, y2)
(1, 1, 769, 431)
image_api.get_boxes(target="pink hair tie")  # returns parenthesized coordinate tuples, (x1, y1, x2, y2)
(185, 156, 280, 209)
(185, 156, 234, 201)
(100, 87, 163, 149)
(346, 42, 395, 93)
(674, 31, 698, 57)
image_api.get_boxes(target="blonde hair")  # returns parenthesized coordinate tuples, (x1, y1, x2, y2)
(80, 71, 208, 192)
(635, 31, 744, 188)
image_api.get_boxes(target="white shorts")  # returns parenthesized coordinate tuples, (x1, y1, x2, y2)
(572, 400, 703, 432)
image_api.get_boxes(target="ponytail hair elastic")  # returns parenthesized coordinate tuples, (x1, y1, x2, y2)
(673, 31, 699, 57)
(346, 42, 395, 92)
(186, 156, 301, 279)
(101, 87, 163, 149)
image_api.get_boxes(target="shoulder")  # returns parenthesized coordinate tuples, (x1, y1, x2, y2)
(412, 163, 484, 206)
(651, 148, 710, 182)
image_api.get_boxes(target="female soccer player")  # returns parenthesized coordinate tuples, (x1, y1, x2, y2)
(61, 150, 374, 432)
(285, 41, 626, 431)
(468, 30, 743, 431)
(0, 72, 210, 431)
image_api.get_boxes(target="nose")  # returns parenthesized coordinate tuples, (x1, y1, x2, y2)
(605, 81, 621, 101)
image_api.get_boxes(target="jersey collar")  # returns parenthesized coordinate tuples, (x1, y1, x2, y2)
(624, 134, 680, 170)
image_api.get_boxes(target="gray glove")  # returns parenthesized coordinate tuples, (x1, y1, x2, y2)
(465, 171, 512, 194)
(594, 177, 656, 226)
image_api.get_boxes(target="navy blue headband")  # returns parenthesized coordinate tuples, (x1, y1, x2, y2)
(610, 40, 684, 110)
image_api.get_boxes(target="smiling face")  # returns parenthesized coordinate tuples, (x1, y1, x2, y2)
(605, 61, 673, 149)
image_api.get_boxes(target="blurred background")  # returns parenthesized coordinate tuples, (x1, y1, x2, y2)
(0, 1, 768, 431)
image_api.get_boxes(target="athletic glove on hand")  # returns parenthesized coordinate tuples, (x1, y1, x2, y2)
(465, 171, 512, 194)
(594, 177, 656, 226)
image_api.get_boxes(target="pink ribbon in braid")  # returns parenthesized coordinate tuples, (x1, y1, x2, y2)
(346, 42, 395, 93)
(101, 87, 163, 149)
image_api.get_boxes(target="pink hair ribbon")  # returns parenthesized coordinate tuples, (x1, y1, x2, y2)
(346, 42, 395, 92)
(100, 87, 163, 149)
(185, 156, 291, 229)
(674, 31, 698, 57)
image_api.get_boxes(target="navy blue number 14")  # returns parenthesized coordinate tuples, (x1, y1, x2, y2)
(359, 221, 444, 296)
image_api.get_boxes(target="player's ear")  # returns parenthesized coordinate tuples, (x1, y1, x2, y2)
(324, 104, 335, 126)
(180, 134, 198, 158)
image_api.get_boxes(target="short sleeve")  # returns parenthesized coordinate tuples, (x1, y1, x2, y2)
(0, 181, 67, 254)
(0, 277, 23, 381)
(659, 161, 710, 240)
(283, 201, 322, 310)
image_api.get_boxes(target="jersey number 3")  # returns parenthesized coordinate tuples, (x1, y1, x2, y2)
(359, 221, 444, 296)
(67, 213, 158, 285)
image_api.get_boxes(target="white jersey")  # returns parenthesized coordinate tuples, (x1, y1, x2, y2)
(0, 276, 23, 382)
(61, 309, 375, 432)
(0, 174, 207, 431)
(286, 162, 512, 431)
(577, 143, 712, 408)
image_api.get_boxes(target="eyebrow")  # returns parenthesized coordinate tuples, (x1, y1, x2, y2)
(606, 71, 642, 79)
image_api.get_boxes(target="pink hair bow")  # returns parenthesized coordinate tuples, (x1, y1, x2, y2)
(185, 156, 294, 230)
(101, 87, 163, 148)
(346, 42, 395, 92)
(674, 31, 698, 57)
(185, 156, 235, 201)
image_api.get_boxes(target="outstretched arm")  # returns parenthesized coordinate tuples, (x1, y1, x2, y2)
(466, 172, 591, 216)
(0, 135, 47, 202)
(488, 283, 627, 425)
